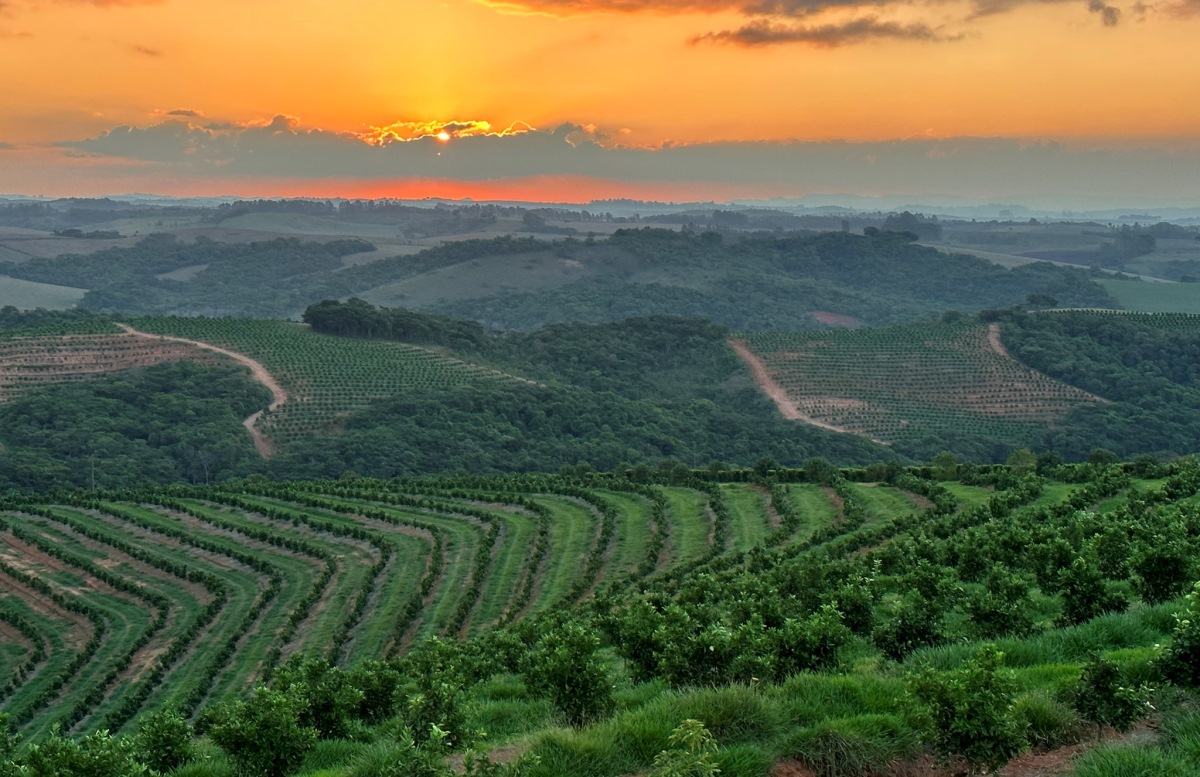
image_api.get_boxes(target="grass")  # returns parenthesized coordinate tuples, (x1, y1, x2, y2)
(0, 275, 87, 310)
(1098, 278, 1200, 314)
(721, 484, 771, 551)
(783, 485, 839, 540)
(659, 487, 713, 567)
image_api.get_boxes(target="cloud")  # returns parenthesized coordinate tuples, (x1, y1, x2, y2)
(53, 116, 1200, 205)
(0, 141, 15, 150)
(165, 108, 200, 117)
(1162, 0, 1200, 14)
(480, 0, 1137, 44)
(1087, 0, 1120, 23)
(693, 17, 959, 45)
(131, 43, 162, 56)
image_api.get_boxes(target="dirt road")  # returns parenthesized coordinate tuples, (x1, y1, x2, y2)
(117, 324, 288, 457)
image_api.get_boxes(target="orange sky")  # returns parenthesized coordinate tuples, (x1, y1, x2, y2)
(2, 0, 1199, 200)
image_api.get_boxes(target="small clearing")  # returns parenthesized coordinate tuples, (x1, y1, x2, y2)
(810, 310, 861, 328)
(116, 324, 288, 457)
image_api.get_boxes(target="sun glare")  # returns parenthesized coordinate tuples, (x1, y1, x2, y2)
(436, 130, 451, 141)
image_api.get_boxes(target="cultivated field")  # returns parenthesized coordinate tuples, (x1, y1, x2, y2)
(126, 318, 529, 447)
(0, 474, 867, 738)
(737, 322, 1101, 447)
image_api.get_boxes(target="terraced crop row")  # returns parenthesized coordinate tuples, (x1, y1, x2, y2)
(128, 317, 527, 445)
(0, 330, 223, 401)
(740, 322, 1100, 447)
(0, 475, 856, 740)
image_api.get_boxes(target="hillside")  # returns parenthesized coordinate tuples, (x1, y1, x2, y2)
(0, 228, 1117, 325)
(736, 322, 1103, 460)
(0, 460, 1197, 777)
(9, 306, 1200, 491)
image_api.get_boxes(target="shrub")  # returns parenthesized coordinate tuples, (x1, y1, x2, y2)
(1158, 581, 1200, 687)
(206, 686, 317, 777)
(134, 706, 194, 774)
(1068, 654, 1153, 735)
(523, 620, 614, 727)
(906, 644, 1025, 775)
(649, 719, 719, 777)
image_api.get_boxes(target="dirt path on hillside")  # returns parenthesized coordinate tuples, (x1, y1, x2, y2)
(987, 322, 1010, 358)
(117, 324, 288, 457)
(729, 339, 885, 443)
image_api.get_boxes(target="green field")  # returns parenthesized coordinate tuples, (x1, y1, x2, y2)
(0, 275, 86, 310)
(1098, 278, 1200, 313)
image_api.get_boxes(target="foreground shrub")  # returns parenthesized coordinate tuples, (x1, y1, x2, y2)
(906, 644, 1025, 775)
(1158, 582, 1200, 687)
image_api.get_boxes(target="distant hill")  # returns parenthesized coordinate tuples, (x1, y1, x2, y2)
(0, 228, 1116, 324)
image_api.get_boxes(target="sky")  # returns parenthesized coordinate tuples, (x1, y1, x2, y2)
(1, 0, 1199, 204)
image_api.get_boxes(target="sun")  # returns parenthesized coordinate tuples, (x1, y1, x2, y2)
(436, 130, 451, 142)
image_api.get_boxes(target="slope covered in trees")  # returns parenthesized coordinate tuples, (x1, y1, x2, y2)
(0, 458, 1197, 777)
(0, 228, 1116, 325)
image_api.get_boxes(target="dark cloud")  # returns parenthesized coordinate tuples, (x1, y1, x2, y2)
(1087, 0, 1120, 23)
(487, 0, 1137, 45)
(57, 117, 1200, 204)
(0, 141, 15, 150)
(694, 17, 958, 45)
(132, 43, 161, 56)
(166, 108, 200, 117)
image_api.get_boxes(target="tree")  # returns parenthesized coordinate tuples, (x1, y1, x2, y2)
(1058, 556, 1127, 626)
(207, 686, 317, 777)
(931, 451, 959, 481)
(134, 707, 194, 774)
(1158, 581, 1200, 687)
(522, 620, 614, 727)
(271, 654, 364, 739)
(1132, 539, 1194, 605)
(1005, 449, 1037, 474)
(907, 645, 1025, 775)
(1068, 654, 1151, 737)
(22, 728, 147, 777)
(649, 719, 720, 777)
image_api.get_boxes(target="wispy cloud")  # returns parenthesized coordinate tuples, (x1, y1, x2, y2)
(131, 43, 162, 56)
(479, 0, 1136, 45)
(693, 17, 960, 45)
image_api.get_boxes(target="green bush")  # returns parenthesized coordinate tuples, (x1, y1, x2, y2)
(1159, 582, 1200, 687)
(134, 707, 195, 774)
(523, 621, 614, 727)
(906, 644, 1025, 775)
(206, 686, 317, 777)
